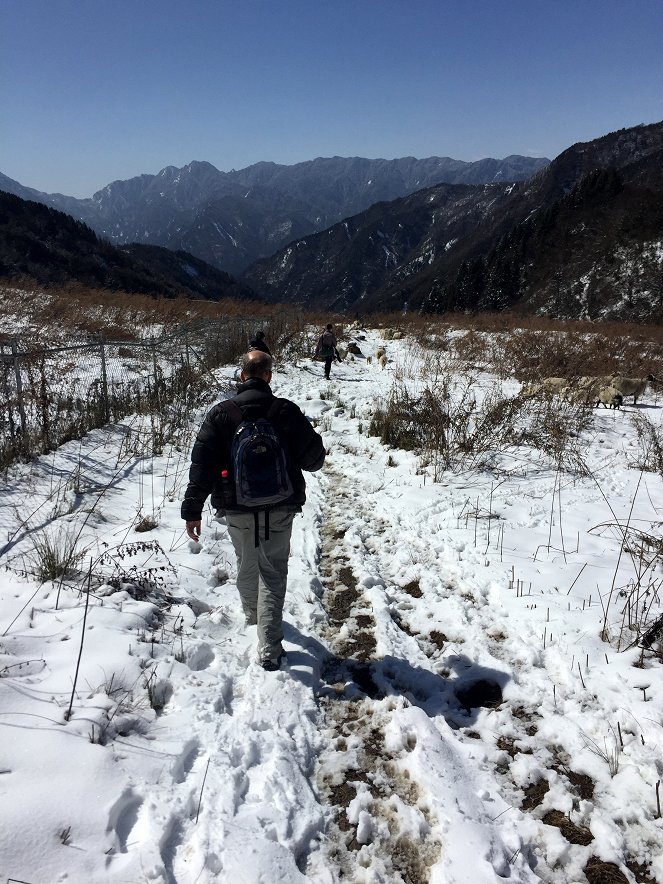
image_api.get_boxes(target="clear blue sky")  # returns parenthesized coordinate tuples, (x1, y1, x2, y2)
(2, 0, 663, 197)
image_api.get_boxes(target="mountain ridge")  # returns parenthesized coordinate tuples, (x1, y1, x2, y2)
(0, 190, 255, 302)
(242, 121, 663, 322)
(0, 153, 550, 275)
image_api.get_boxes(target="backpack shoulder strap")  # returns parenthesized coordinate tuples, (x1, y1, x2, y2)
(220, 399, 244, 428)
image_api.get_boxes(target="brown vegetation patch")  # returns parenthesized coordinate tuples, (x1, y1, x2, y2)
(355, 614, 373, 629)
(625, 857, 657, 884)
(392, 834, 437, 884)
(338, 629, 377, 664)
(328, 781, 357, 830)
(428, 630, 447, 649)
(566, 770, 595, 801)
(338, 566, 356, 589)
(363, 727, 384, 760)
(583, 857, 629, 884)
(496, 736, 521, 758)
(542, 810, 594, 845)
(402, 579, 423, 598)
(135, 515, 158, 533)
(511, 706, 540, 735)
(329, 588, 356, 624)
(489, 630, 507, 642)
(520, 779, 550, 810)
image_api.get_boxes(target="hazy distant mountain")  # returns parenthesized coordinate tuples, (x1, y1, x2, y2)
(0, 190, 255, 301)
(242, 121, 663, 322)
(0, 154, 549, 275)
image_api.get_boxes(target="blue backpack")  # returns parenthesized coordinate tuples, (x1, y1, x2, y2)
(222, 399, 293, 509)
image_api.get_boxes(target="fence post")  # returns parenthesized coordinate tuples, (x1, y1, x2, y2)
(151, 337, 161, 411)
(99, 338, 110, 423)
(11, 339, 27, 438)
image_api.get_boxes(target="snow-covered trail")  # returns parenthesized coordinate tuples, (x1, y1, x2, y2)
(2, 329, 662, 884)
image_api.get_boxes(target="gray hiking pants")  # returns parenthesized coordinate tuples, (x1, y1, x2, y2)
(226, 510, 295, 661)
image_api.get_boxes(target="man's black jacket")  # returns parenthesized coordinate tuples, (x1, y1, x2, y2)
(181, 378, 325, 521)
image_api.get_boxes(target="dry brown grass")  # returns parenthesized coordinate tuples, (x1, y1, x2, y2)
(0, 280, 341, 345)
(365, 309, 663, 384)
(368, 376, 591, 478)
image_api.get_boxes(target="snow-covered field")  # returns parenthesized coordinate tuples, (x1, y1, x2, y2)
(1, 328, 662, 883)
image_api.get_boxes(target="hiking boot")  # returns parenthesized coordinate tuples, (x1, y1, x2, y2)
(260, 651, 286, 672)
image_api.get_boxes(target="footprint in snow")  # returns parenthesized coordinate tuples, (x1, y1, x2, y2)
(106, 789, 144, 853)
(186, 642, 215, 671)
(172, 738, 200, 784)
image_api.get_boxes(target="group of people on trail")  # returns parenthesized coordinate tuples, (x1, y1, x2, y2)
(181, 323, 344, 669)
(250, 323, 342, 379)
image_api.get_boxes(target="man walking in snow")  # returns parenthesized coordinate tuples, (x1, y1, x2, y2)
(248, 329, 271, 355)
(182, 350, 325, 670)
(315, 323, 340, 380)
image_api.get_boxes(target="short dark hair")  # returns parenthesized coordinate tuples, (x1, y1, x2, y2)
(326, 323, 333, 330)
(242, 351, 272, 377)
(255, 330, 265, 339)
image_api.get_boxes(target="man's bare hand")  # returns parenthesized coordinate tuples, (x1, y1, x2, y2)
(186, 520, 202, 542)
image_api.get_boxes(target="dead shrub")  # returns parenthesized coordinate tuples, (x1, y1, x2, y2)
(629, 412, 663, 476)
(449, 329, 490, 368)
(369, 378, 590, 478)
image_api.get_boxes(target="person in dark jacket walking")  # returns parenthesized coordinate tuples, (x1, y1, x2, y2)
(315, 323, 340, 379)
(248, 330, 271, 355)
(182, 350, 325, 670)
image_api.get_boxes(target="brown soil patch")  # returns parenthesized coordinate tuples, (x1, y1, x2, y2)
(511, 706, 540, 723)
(355, 614, 373, 628)
(521, 779, 549, 810)
(329, 588, 355, 623)
(346, 662, 382, 698)
(402, 580, 422, 598)
(543, 810, 594, 845)
(338, 630, 377, 663)
(338, 566, 355, 589)
(392, 834, 435, 884)
(428, 630, 447, 649)
(363, 727, 384, 759)
(456, 679, 503, 711)
(566, 770, 595, 800)
(497, 736, 519, 758)
(584, 857, 629, 884)
(625, 857, 657, 884)
(329, 781, 357, 826)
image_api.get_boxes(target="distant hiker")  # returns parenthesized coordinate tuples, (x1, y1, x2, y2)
(182, 350, 325, 671)
(315, 323, 340, 380)
(248, 330, 271, 356)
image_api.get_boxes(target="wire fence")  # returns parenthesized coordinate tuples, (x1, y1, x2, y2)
(0, 316, 251, 470)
